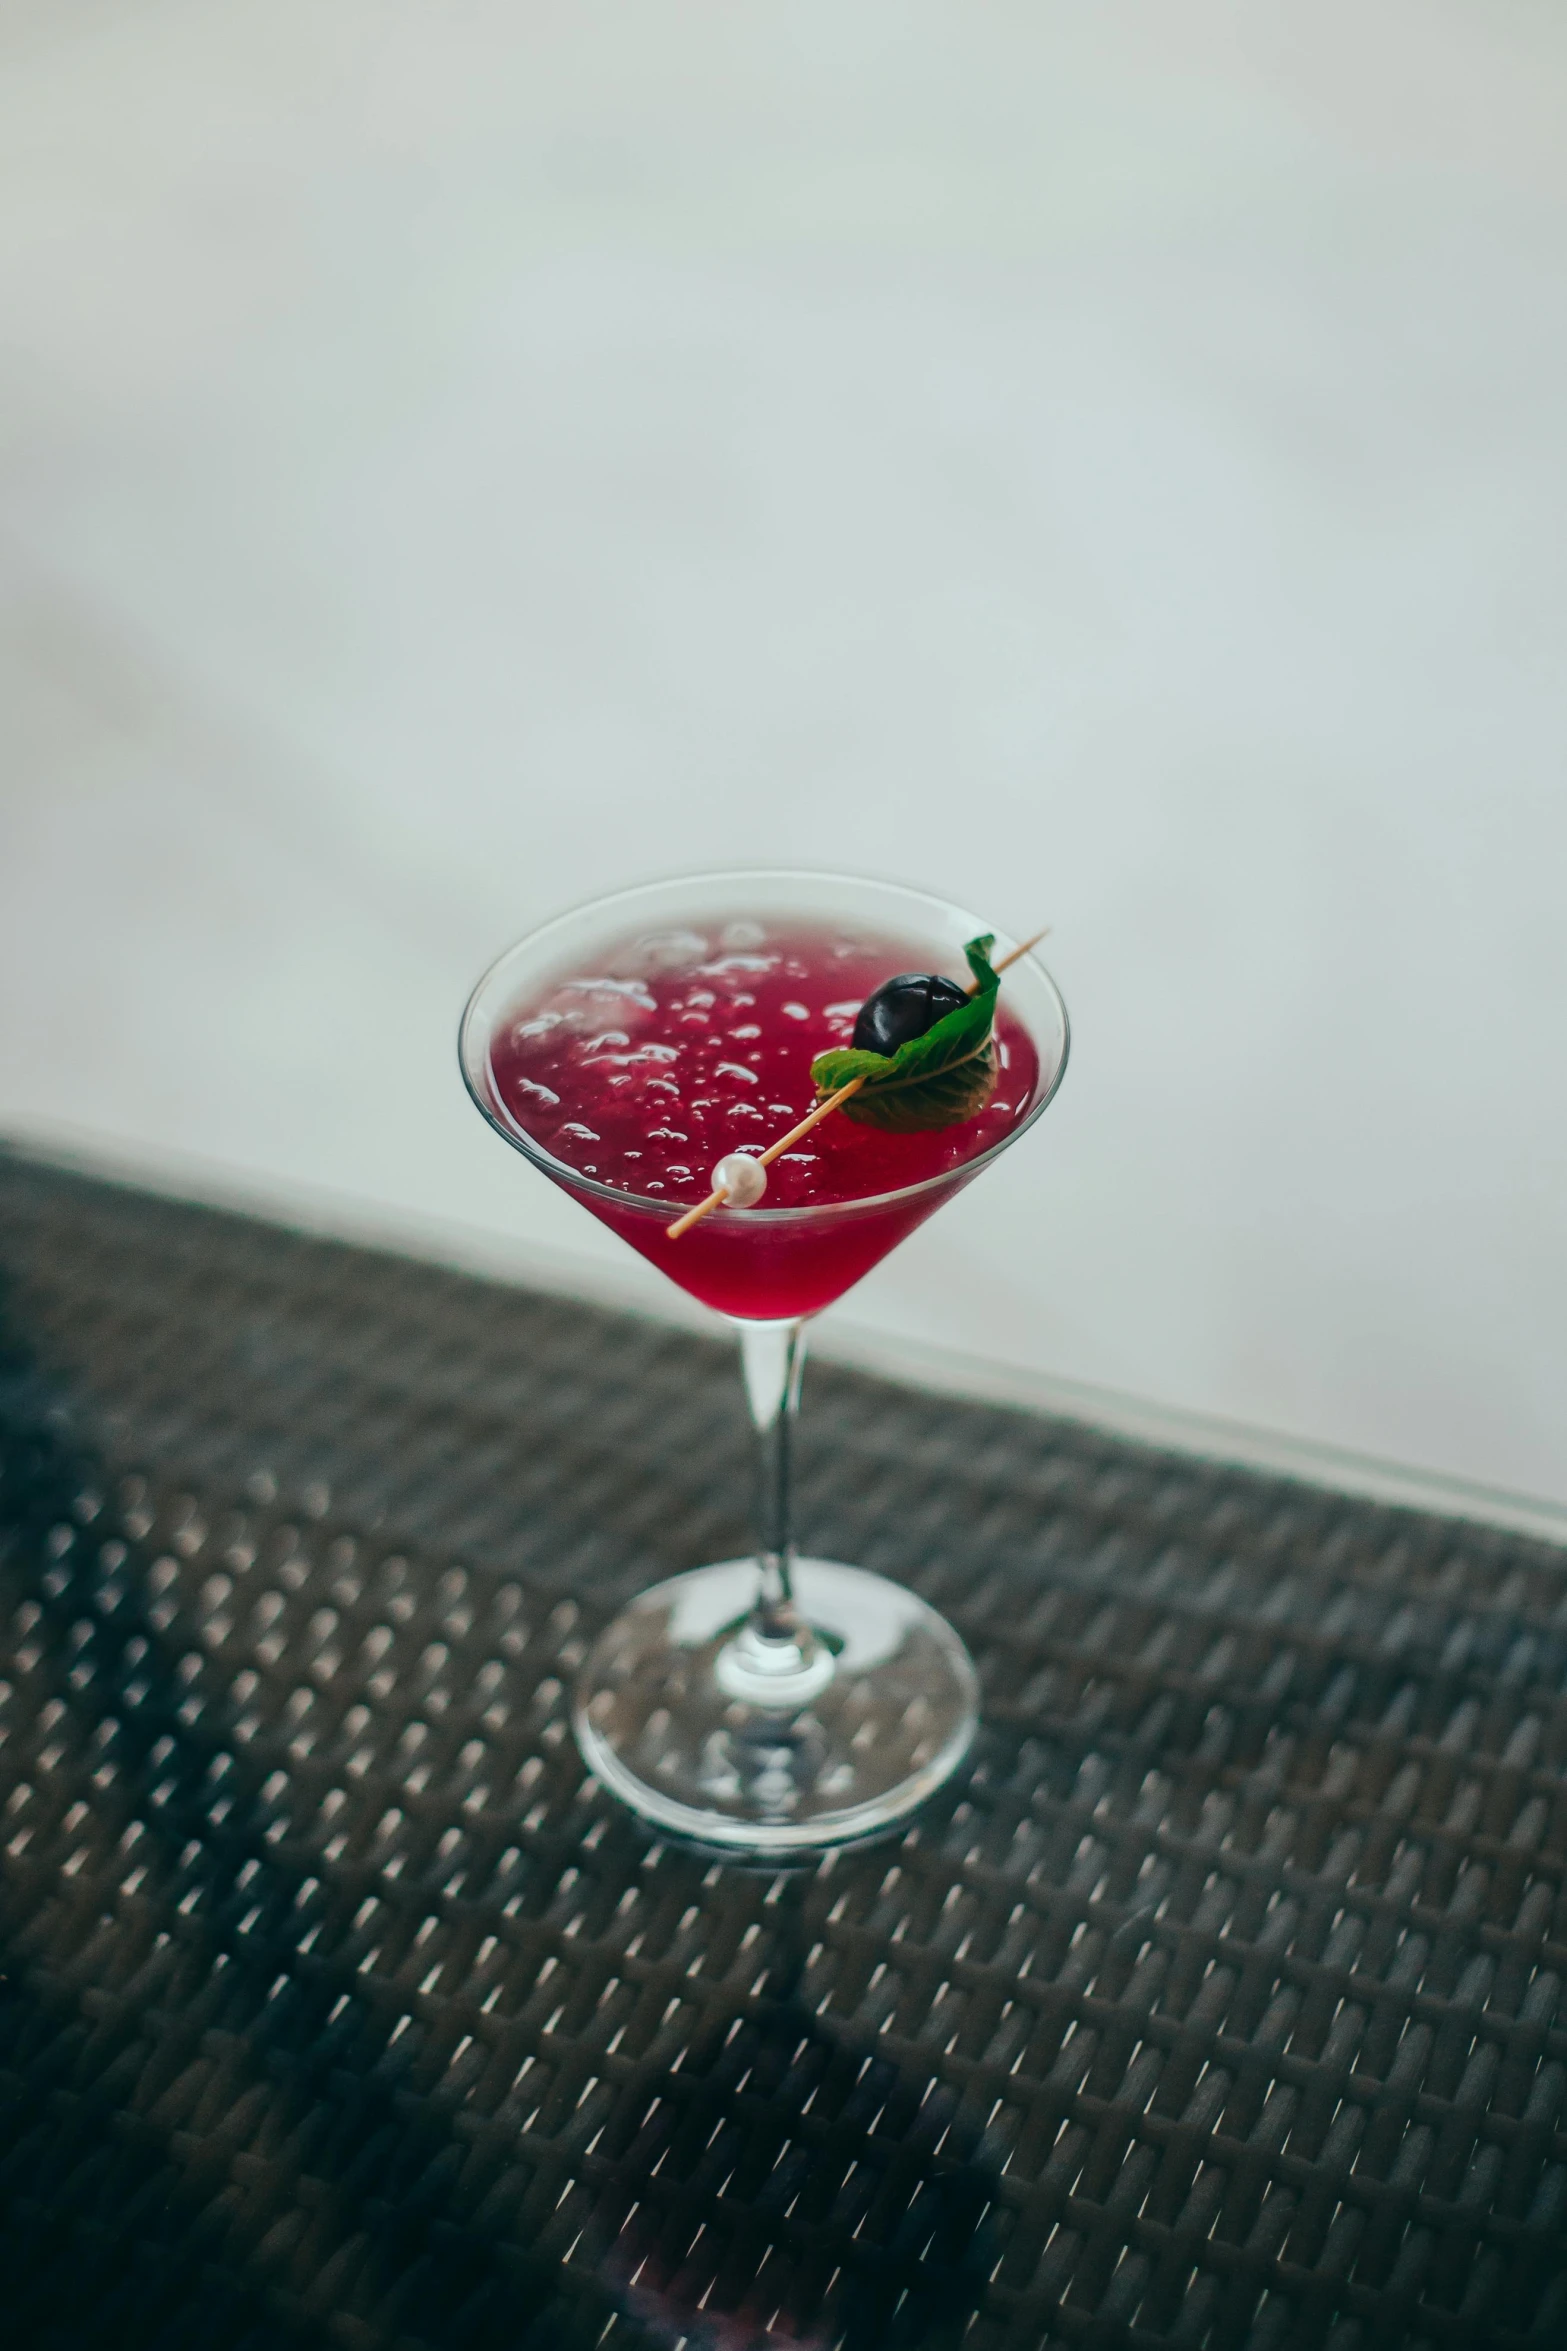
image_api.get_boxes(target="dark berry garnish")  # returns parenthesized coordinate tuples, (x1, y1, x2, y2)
(851, 971, 969, 1056)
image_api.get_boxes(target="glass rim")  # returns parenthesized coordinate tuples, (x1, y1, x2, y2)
(457, 864, 1071, 1226)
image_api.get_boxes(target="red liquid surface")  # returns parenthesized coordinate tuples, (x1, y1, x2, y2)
(487, 918, 1041, 1318)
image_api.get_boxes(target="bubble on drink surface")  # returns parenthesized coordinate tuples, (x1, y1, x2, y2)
(557, 1122, 600, 1143)
(720, 921, 766, 950)
(579, 1041, 680, 1074)
(634, 929, 708, 970)
(562, 975, 658, 1014)
(713, 1152, 767, 1207)
(512, 1008, 572, 1042)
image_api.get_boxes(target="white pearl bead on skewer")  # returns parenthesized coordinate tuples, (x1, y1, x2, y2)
(712, 1152, 768, 1208)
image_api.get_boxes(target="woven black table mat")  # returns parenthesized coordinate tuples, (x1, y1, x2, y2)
(1, 1152, 1564, 2351)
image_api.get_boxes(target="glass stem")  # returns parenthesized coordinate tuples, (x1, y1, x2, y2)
(738, 1318, 807, 1637)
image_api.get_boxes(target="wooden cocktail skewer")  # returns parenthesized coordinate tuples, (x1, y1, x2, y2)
(664, 927, 1050, 1241)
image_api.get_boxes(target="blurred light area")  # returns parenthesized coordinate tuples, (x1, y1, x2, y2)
(1, 1, 1564, 1500)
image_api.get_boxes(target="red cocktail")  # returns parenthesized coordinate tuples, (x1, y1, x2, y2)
(459, 871, 1069, 1854)
(484, 919, 1043, 1317)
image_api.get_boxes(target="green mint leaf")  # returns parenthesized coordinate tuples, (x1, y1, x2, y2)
(809, 933, 1001, 1132)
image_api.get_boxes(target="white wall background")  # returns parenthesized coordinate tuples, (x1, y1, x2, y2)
(2, 1, 1564, 1502)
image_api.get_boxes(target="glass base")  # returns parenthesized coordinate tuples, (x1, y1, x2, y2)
(572, 1558, 979, 1854)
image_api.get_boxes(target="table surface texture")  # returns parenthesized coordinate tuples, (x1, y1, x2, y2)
(1, 1153, 1564, 2351)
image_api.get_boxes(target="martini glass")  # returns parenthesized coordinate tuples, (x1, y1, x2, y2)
(459, 871, 1069, 1852)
